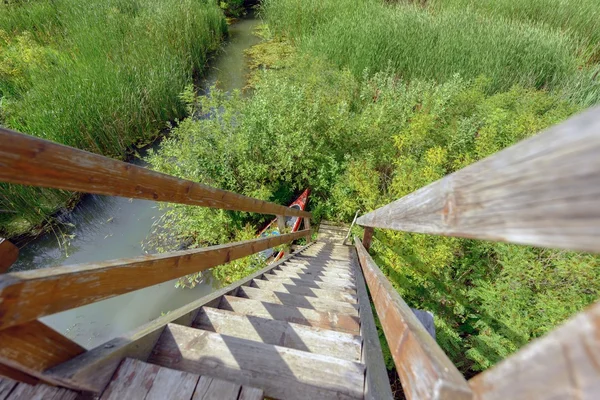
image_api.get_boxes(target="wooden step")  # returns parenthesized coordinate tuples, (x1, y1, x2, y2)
(99, 358, 263, 400)
(290, 258, 353, 267)
(261, 275, 356, 293)
(194, 307, 361, 361)
(219, 296, 360, 334)
(283, 262, 354, 274)
(236, 286, 359, 316)
(0, 380, 78, 400)
(148, 324, 365, 400)
(250, 279, 358, 303)
(278, 266, 355, 281)
(269, 270, 356, 287)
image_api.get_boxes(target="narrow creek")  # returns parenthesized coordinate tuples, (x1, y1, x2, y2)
(11, 14, 262, 349)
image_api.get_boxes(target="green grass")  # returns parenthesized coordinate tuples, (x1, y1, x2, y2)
(0, 0, 226, 236)
(262, 0, 597, 100)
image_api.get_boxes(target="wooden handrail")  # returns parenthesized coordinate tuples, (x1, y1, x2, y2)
(0, 128, 310, 218)
(354, 236, 472, 400)
(0, 229, 311, 330)
(469, 300, 600, 399)
(0, 239, 18, 273)
(357, 107, 600, 253)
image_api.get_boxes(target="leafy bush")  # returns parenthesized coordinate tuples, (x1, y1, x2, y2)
(147, 45, 595, 372)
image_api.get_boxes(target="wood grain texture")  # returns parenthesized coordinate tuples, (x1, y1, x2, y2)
(195, 307, 361, 361)
(99, 358, 160, 400)
(278, 265, 355, 281)
(236, 286, 359, 316)
(145, 366, 199, 400)
(0, 321, 84, 383)
(0, 364, 37, 385)
(45, 245, 314, 393)
(0, 128, 310, 219)
(192, 376, 240, 400)
(469, 300, 600, 400)
(0, 230, 310, 329)
(237, 386, 263, 400)
(261, 275, 356, 293)
(0, 378, 17, 400)
(269, 270, 356, 288)
(357, 107, 600, 252)
(0, 239, 18, 274)
(219, 296, 360, 334)
(354, 237, 472, 400)
(149, 324, 365, 400)
(250, 279, 358, 303)
(351, 244, 394, 400)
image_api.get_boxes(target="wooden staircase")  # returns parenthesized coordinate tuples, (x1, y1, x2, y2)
(3, 108, 600, 400)
(0, 223, 391, 400)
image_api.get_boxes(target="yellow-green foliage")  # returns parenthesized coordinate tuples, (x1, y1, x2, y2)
(147, 48, 593, 372)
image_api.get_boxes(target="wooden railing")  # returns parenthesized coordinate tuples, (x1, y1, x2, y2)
(0, 128, 312, 385)
(354, 107, 600, 400)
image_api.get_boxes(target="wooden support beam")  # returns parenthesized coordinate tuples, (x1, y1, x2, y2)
(45, 244, 314, 393)
(357, 107, 600, 253)
(0, 363, 38, 385)
(0, 320, 84, 384)
(0, 230, 311, 330)
(277, 215, 286, 234)
(0, 239, 18, 273)
(354, 237, 472, 400)
(0, 128, 310, 218)
(362, 227, 373, 251)
(469, 300, 600, 400)
(303, 218, 312, 242)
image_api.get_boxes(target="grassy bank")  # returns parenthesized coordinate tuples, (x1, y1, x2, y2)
(147, 0, 600, 383)
(0, 0, 226, 237)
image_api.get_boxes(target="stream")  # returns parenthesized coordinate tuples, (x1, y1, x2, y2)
(10, 14, 262, 349)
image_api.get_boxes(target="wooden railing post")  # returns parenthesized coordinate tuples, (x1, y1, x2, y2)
(362, 227, 374, 251)
(277, 215, 286, 234)
(303, 218, 312, 242)
(0, 238, 18, 273)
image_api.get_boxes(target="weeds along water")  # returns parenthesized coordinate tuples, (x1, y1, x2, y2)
(0, 0, 227, 236)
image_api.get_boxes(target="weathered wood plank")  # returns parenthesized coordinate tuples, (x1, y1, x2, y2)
(0, 364, 37, 386)
(192, 376, 240, 400)
(195, 307, 362, 361)
(351, 246, 394, 400)
(283, 262, 354, 273)
(304, 218, 312, 242)
(0, 378, 17, 400)
(44, 245, 314, 393)
(145, 364, 199, 400)
(0, 239, 18, 274)
(469, 300, 600, 400)
(250, 279, 358, 303)
(0, 321, 84, 384)
(354, 237, 472, 400)
(269, 270, 356, 288)
(6, 383, 36, 400)
(261, 275, 356, 293)
(99, 358, 160, 400)
(277, 265, 354, 283)
(237, 386, 263, 400)
(0, 230, 310, 330)
(0, 128, 309, 219)
(356, 107, 600, 253)
(237, 286, 359, 316)
(149, 324, 365, 400)
(219, 296, 360, 334)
